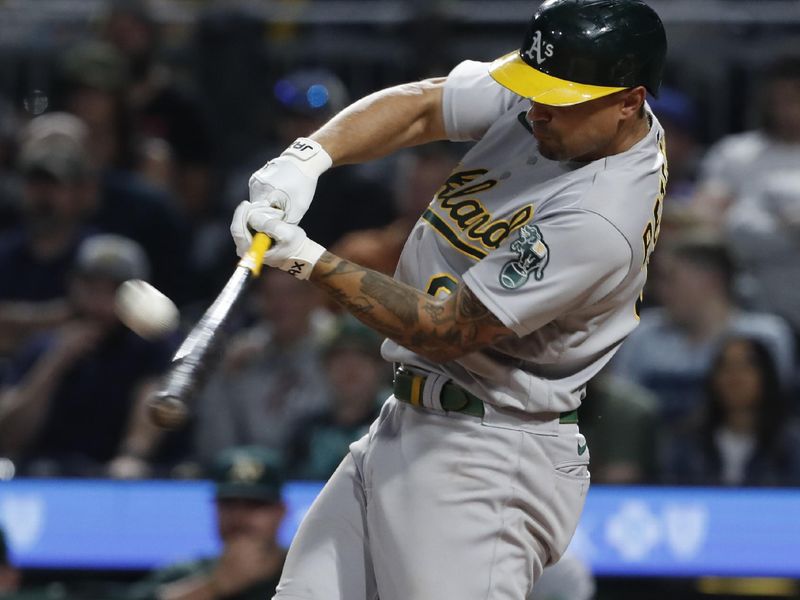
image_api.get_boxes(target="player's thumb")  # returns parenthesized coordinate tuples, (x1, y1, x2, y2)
(265, 189, 290, 216)
(248, 210, 292, 238)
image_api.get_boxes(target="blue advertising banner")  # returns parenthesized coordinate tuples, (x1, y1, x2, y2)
(1, 480, 799, 577)
(567, 486, 800, 577)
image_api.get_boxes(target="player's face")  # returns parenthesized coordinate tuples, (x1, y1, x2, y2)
(23, 177, 83, 229)
(216, 497, 285, 544)
(69, 276, 120, 326)
(765, 78, 800, 141)
(653, 254, 718, 327)
(712, 340, 763, 411)
(526, 89, 643, 161)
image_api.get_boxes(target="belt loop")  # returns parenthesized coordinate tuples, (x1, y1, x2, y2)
(422, 373, 447, 412)
(409, 375, 424, 407)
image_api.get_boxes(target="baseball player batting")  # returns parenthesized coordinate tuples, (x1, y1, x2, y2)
(230, 0, 668, 598)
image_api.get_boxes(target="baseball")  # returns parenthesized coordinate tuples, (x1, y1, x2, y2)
(115, 279, 179, 339)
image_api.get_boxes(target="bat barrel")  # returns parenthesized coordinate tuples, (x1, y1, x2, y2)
(148, 389, 190, 430)
(148, 234, 272, 429)
(149, 318, 226, 428)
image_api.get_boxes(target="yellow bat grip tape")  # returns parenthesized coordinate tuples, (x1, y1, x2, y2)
(241, 232, 273, 277)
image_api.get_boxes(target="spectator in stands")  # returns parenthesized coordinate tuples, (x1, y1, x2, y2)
(662, 335, 800, 487)
(59, 40, 136, 171)
(332, 142, 460, 276)
(0, 95, 21, 233)
(225, 68, 395, 248)
(579, 374, 659, 484)
(0, 528, 20, 596)
(103, 0, 215, 205)
(127, 446, 286, 600)
(57, 41, 190, 302)
(194, 270, 329, 465)
(692, 55, 800, 331)
(102, 0, 226, 309)
(286, 317, 389, 480)
(611, 234, 794, 426)
(0, 114, 94, 360)
(0, 234, 174, 477)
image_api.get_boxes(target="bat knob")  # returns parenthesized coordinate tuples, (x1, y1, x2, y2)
(148, 391, 189, 429)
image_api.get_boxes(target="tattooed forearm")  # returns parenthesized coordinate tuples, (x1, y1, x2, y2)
(311, 251, 512, 362)
(361, 271, 419, 326)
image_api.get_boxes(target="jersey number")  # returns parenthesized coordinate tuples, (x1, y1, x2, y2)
(425, 273, 458, 298)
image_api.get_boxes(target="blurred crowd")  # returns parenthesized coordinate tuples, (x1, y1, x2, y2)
(0, 0, 798, 597)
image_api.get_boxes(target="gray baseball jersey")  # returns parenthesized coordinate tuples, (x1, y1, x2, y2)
(382, 60, 668, 415)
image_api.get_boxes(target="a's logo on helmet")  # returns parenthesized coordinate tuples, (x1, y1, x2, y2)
(523, 30, 554, 65)
(500, 224, 550, 290)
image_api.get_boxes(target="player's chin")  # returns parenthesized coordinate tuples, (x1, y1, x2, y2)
(536, 140, 567, 161)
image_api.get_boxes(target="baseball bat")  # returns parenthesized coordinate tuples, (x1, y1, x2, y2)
(148, 233, 272, 429)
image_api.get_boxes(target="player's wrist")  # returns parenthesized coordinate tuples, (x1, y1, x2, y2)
(275, 238, 326, 280)
(280, 137, 333, 179)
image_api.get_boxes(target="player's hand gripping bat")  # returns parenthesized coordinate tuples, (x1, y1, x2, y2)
(148, 233, 272, 429)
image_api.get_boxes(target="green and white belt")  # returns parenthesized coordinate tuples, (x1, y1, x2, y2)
(393, 367, 578, 424)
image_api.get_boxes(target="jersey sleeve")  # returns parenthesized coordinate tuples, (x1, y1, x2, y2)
(442, 60, 521, 142)
(462, 210, 632, 337)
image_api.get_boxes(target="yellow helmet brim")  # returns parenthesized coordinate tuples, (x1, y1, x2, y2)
(489, 51, 627, 107)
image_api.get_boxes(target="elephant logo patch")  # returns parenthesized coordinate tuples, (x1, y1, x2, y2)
(499, 224, 549, 289)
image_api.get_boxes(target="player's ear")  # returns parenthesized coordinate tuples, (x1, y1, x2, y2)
(620, 86, 647, 119)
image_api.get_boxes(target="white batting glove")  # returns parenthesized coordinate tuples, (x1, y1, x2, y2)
(250, 216, 326, 280)
(230, 202, 284, 260)
(230, 138, 332, 258)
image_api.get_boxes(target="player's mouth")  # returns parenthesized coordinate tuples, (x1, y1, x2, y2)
(532, 128, 552, 142)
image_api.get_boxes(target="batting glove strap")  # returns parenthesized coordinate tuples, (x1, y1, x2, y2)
(277, 238, 327, 280)
(280, 137, 333, 179)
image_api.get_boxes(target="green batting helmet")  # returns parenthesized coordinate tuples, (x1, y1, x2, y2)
(490, 0, 667, 106)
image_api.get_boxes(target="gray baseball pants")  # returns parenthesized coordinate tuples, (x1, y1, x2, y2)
(274, 396, 590, 600)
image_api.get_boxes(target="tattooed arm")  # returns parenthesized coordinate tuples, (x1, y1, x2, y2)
(310, 251, 513, 363)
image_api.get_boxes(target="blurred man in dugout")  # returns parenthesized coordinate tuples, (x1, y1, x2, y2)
(128, 446, 286, 600)
(0, 528, 20, 597)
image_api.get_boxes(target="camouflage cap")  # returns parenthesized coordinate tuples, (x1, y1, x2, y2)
(210, 446, 285, 503)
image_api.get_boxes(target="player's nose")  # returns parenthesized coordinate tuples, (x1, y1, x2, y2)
(527, 101, 552, 124)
